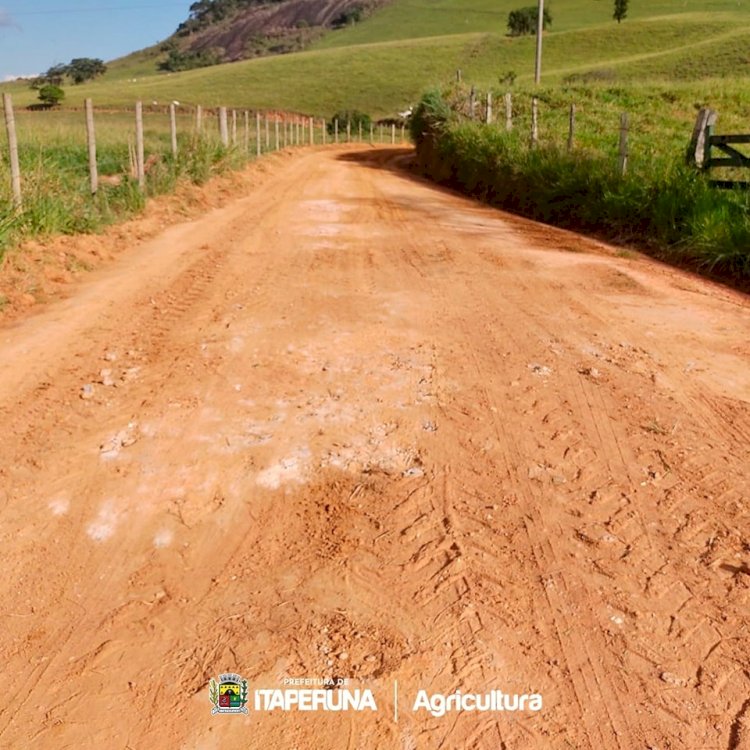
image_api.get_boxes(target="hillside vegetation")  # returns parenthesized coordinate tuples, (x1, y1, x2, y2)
(411, 85, 750, 284)
(1, 1, 748, 116)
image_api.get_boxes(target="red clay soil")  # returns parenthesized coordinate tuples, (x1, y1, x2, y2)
(0, 147, 748, 749)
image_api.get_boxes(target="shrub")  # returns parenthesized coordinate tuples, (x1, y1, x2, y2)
(38, 84, 65, 107)
(328, 109, 372, 136)
(507, 6, 552, 36)
(332, 6, 364, 28)
(159, 46, 224, 72)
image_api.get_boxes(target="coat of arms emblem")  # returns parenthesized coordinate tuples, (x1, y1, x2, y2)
(209, 673, 249, 715)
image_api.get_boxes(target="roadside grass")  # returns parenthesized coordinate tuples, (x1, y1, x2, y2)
(411, 87, 750, 283)
(2, 76, 750, 262)
(0, 111, 255, 259)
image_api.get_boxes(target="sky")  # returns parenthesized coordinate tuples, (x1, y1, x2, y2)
(0, 1, 190, 80)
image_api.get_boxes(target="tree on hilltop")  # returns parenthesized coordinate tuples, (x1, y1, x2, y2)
(67, 58, 107, 84)
(614, 0, 628, 23)
(29, 58, 107, 88)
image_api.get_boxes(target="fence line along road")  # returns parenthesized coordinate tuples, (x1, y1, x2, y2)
(1, 95, 411, 210)
(458, 87, 637, 177)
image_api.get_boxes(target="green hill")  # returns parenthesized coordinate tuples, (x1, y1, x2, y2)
(1, 0, 749, 117)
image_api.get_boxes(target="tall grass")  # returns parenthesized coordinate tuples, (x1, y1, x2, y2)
(411, 87, 750, 282)
(0, 110, 266, 259)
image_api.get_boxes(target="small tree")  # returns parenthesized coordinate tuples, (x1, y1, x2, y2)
(614, 0, 628, 23)
(29, 64, 68, 89)
(38, 84, 65, 107)
(507, 6, 552, 37)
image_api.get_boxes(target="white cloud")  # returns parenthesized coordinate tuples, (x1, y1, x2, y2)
(2, 74, 38, 82)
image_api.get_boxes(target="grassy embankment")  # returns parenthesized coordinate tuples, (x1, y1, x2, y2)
(410, 85, 750, 283)
(0, 110, 266, 257)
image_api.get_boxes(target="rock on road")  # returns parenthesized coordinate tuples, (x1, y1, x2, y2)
(0, 147, 749, 749)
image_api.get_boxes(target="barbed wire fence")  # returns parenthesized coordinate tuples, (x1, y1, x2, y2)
(1, 94, 409, 211)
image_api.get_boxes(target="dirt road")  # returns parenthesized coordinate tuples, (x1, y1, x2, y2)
(0, 147, 748, 750)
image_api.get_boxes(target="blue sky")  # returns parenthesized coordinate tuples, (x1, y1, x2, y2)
(0, 1, 190, 80)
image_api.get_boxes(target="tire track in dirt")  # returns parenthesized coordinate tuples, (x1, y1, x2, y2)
(362, 167, 551, 750)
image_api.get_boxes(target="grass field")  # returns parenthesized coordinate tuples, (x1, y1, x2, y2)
(314, 1, 749, 48)
(1, 2, 748, 116)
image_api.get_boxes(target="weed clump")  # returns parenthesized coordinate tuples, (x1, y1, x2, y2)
(0, 127, 247, 258)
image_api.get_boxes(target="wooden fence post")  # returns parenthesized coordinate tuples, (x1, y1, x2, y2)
(275, 118, 280, 151)
(169, 102, 178, 157)
(505, 93, 513, 132)
(347, 120, 351, 143)
(358, 121, 362, 142)
(195, 104, 203, 134)
(687, 107, 717, 168)
(265, 116, 270, 150)
(456, 69, 462, 83)
(310, 117, 314, 145)
(469, 86, 476, 120)
(231, 109, 237, 146)
(256, 112, 261, 156)
(370, 122, 374, 144)
(244, 111, 249, 152)
(530, 97, 538, 148)
(618, 112, 629, 176)
(322, 119, 327, 145)
(391, 123, 396, 144)
(401, 124, 405, 142)
(135, 101, 145, 190)
(85, 98, 98, 195)
(485, 92, 493, 124)
(567, 103, 575, 152)
(379, 124, 383, 143)
(2, 94, 22, 210)
(219, 107, 229, 147)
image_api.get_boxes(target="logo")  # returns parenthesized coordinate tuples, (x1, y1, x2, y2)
(209, 673, 249, 715)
